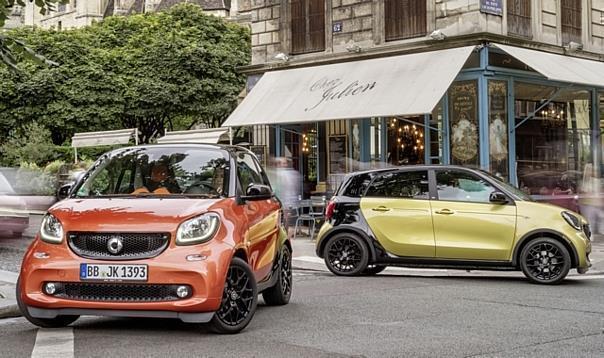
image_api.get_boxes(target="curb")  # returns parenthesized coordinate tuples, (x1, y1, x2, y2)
(0, 301, 20, 319)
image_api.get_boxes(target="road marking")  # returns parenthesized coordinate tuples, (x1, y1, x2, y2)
(568, 274, 604, 280)
(31, 328, 74, 358)
(293, 256, 449, 272)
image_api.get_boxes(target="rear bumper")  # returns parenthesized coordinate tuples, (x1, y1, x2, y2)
(26, 306, 215, 323)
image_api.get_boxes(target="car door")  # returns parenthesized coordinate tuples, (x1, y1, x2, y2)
(236, 152, 280, 281)
(430, 169, 517, 261)
(360, 170, 435, 257)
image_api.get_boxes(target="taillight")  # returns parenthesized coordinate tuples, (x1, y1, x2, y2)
(325, 200, 336, 220)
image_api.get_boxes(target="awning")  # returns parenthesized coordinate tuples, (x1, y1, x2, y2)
(71, 128, 138, 148)
(223, 46, 476, 127)
(496, 44, 604, 88)
(156, 128, 229, 144)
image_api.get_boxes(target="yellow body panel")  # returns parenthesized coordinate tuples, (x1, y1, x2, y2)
(360, 197, 435, 257)
(512, 201, 591, 268)
(430, 201, 516, 260)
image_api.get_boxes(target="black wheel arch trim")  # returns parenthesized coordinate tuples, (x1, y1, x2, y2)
(316, 226, 377, 262)
(512, 229, 579, 268)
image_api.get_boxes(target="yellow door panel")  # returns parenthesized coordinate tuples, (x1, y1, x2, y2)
(361, 197, 435, 257)
(431, 201, 516, 260)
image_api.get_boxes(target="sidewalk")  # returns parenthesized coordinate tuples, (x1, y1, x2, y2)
(0, 269, 19, 319)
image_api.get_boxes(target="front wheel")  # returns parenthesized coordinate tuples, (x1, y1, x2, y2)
(323, 233, 369, 276)
(209, 257, 258, 334)
(16, 279, 79, 328)
(519, 238, 571, 285)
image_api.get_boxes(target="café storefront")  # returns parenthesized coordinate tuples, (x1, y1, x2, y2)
(224, 42, 604, 213)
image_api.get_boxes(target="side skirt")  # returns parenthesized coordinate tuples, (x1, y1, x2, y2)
(376, 257, 516, 272)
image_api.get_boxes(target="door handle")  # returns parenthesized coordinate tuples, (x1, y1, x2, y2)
(372, 206, 391, 212)
(435, 209, 454, 215)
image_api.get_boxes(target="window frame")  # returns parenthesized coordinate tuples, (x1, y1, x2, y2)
(235, 151, 271, 194)
(431, 168, 515, 205)
(290, 0, 326, 55)
(384, 0, 428, 42)
(561, 0, 582, 45)
(506, 0, 532, 39)
(363, 168, 431, 200)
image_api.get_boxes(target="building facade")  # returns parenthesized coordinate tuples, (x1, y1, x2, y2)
(226, 0, 604, 217)
(21, 0, 251, 29)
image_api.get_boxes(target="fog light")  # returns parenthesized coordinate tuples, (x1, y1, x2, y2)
(176, 285, 190, 298)
(44, 282, 57, 295)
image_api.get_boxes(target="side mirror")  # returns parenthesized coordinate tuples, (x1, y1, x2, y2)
(57, 183, 74, 201)
(489, 191, 508, 204)
(242, 184, 273, 201)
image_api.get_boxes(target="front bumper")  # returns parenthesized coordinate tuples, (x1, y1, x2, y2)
(19, 237, 232, 320)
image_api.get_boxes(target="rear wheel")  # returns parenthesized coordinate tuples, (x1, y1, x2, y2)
(209, 257, 258, 334)
(262, 245, 292, 306)
(519, 238, 571, 285)
(323, 233, 369, 276)
(362, 265, 387, 275)
(16, 279, 79, 328)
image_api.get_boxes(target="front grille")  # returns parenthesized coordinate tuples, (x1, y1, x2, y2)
(51, 282, 189, 302)
(583, 224, 592, 239)
(68, 232, 170, 260)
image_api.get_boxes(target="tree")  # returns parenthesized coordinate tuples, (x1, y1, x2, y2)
(1, 0, 67, 68)
(0, 3, 250, 147)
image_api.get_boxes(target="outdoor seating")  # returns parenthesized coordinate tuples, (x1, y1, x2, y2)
(293, 197, 326, 241)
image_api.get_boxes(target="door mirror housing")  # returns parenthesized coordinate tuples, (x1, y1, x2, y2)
(241, 184, 273, 201)
(57, 183, 74, 201)
(489, 191, 508, 204)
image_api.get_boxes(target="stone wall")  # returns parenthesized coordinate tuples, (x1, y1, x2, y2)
(331, 0, 373, 52)
(250, 0, 281, 65)
(591, 0, 604, 49)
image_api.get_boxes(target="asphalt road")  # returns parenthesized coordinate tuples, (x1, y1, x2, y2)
(1, 217, 604, 357)
(0, 270, 603, 358)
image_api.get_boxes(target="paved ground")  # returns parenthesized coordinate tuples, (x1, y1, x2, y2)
(1, 216, 603, 357)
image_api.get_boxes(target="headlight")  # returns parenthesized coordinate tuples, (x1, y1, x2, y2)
(176, 213, 220, 246)
(40, 214, 64, 244)
(561, 211, 581, 231)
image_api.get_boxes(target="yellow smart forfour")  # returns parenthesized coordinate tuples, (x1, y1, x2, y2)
(316, 166, 592, 284)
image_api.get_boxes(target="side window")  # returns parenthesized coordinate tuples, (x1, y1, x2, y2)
(436, 170, 496, 203)
(342, 173, 372, 197)
(365, 170, 429, 199)
(237, 153, 266, 191)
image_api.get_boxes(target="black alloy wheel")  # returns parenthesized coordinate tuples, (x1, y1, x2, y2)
(324, 233, 369, 276)
(519, 238, 571, 285)
(210, 257, 258, 333)
(262, 245, 292, 305)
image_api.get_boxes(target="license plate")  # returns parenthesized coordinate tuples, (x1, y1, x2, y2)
(80, 264, 148, 281)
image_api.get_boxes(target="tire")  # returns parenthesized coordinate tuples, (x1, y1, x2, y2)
(362, 265, 387, 276)
(519, 237, 571, 285)
(16, 278, 79, 328)
(323, 233, 369, 276)
(209, 257, 258, 334)
(262, 245, 292, 306)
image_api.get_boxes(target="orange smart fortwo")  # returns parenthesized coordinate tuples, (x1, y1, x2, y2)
(17, 144, 292, 333)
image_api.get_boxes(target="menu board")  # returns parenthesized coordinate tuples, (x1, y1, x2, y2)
(449, 80, 479, 166)
(328, 135, 347, 174)
(250, 145, 267, 167)
(488, 80, 508, 179)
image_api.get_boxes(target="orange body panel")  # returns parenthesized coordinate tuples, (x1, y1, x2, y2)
(19, 196, 281, 314)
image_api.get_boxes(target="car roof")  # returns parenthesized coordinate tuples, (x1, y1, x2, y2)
(348, 165, 481, 176)
(106, 143, 252, 156)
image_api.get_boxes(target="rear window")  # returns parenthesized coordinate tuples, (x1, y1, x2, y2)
(340, 173, 373, 197)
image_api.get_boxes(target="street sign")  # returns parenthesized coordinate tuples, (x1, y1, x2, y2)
(480, 0, 503, 16)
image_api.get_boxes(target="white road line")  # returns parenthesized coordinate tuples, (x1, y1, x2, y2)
(31, 328, 74, 358)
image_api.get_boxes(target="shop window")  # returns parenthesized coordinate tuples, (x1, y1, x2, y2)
(507, 0, 532, 38)
(561, 0, 581, 45)
(448, 80, 480, 168)
(386, 117, 425, 166)
(366, 170, 429, 199)
(384, 0, 427, 41)
(430, 100, 445, 164)
(291, 0, 325, 55)
(514, 82, 591, 211)
(488, 80, 509, 180)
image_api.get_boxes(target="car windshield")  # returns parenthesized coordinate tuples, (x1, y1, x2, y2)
(479, 170, 533, 201)
(75, 147, 230, 198)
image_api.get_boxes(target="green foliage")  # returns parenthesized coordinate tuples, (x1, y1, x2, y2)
(0, 122, 58, 166)
(43, 159, 66, 174)
(14, 161, 56, 195)
(0, 4, 250, 147)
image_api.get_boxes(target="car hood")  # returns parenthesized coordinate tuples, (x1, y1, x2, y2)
(49, 198, 229, 233)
